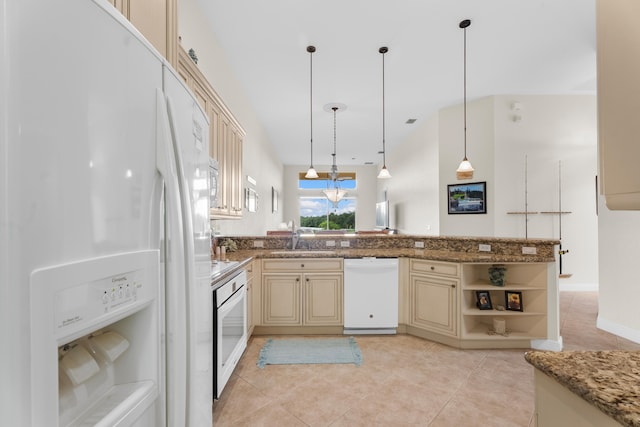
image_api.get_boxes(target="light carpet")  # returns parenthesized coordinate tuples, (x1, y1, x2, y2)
(257, 336, 363, 368)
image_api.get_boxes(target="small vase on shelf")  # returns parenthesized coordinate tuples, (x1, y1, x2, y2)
(488, 264, 507, 287)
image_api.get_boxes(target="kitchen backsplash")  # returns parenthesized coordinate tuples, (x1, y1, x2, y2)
(214, 234, 558, 258)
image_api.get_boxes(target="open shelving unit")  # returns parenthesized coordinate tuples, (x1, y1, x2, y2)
(461, 263, 549, 347)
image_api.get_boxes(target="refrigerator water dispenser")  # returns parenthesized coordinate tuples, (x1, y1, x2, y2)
(30, 251, 161, 427)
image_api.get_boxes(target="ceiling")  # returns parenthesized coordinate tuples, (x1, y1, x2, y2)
(199, 0, 596, 167)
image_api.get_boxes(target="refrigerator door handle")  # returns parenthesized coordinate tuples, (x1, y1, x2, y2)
(156, 88, 188, 426)
(164, 93, 200, 425)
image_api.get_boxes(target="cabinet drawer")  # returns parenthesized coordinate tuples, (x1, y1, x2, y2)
(410, 259, 459, 277)
(262, 258, 343, 272)
(245, 261, 254, 279)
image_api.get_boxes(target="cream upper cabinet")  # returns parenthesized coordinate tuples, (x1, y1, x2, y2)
(597, 0, 640, 210)
(107, 0, 177, 66)
(409, 260, 459, 337)
(261, 259, 343, 326)
(176, 47, 246, 219)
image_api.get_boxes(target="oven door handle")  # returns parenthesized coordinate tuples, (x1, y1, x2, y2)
(218, 284, 246, 318)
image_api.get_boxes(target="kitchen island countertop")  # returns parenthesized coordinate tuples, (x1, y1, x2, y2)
(525, 350, 640, 427)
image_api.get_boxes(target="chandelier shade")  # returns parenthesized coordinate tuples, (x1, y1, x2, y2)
(322, 188, 347, 204)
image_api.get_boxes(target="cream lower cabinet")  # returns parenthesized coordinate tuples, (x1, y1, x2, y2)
(409, 260, 459, 337)
(260, 259, 343, 327)
(533, 370, 620, 427)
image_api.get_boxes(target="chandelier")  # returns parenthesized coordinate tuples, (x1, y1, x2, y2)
(322, 105, 347, 207)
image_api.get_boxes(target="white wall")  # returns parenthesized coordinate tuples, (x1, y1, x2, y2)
(439, 97, 496, 237)
(597, 188, 640, 343)
(377, 114, 440, 235)
(492, 95, 598, 289)
(179, 0, 284, 236)
(386, 94, 598, 289)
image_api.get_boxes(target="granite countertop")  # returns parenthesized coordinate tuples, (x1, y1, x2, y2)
(223, 248, 554, 264)
(525, 350, 640, 427)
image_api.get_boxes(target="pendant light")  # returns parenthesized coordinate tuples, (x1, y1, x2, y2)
(456, 19, 474, 180)
(305, 45, 319, 179)
(322, 106, 347, 206)
(377, 46, 392, 179)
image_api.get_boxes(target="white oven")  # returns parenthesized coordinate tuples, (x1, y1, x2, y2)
(213, 270, 247, 398)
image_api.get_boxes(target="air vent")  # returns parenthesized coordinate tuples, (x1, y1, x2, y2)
(405, 118, 417, 124)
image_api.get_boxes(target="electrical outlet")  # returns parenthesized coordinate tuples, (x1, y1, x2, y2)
(340, 241, 350, 248)
(522, 246, 537, 255)
(414, 241, 425, 248)
(253, 240, 264, 248)
(326, 240, 336, 247)
(479, 244, 491, 252)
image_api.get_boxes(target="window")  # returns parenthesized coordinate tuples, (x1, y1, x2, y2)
(298, 172, 356, 231)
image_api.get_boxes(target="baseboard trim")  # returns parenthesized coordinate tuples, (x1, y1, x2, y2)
(559, 283, 599, 292)
(531, 337, 563, 351)
(597, 316, 640, 344)
(343, 328, 397, 335)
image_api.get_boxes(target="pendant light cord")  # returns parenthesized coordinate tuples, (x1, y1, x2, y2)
(308, 46, 315, 169)
(332, 107, 337, 177)
(382, 48, 386, 167)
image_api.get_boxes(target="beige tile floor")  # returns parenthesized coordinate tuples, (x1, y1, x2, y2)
(213, 292, 640, 426)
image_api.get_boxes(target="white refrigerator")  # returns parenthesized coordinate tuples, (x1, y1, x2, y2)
(0, 0, 213, 426)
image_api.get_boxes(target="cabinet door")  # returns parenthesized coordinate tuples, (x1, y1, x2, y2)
(246, 263, 254, 333)
(262, 274, 301, 325)
(229, 127, 243, 216)
(128, 0, 168, 58)
(410, 274, 458, 337)
(217, 113, 231, 215)
(303, 273, 343, 326)
(597, 0, 640, 209)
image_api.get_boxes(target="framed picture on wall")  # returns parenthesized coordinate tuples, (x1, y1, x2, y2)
(447, 181, 487, 214)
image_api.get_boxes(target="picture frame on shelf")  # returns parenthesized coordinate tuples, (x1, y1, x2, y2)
(505, 291, 523, 311)
(475, 291, 493, 310)
(447, 181, 487, 214)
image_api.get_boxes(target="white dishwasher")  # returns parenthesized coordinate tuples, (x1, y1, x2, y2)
(344, 258, 399, 334)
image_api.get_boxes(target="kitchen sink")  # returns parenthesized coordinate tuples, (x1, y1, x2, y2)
(269, 250, 337, 255)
